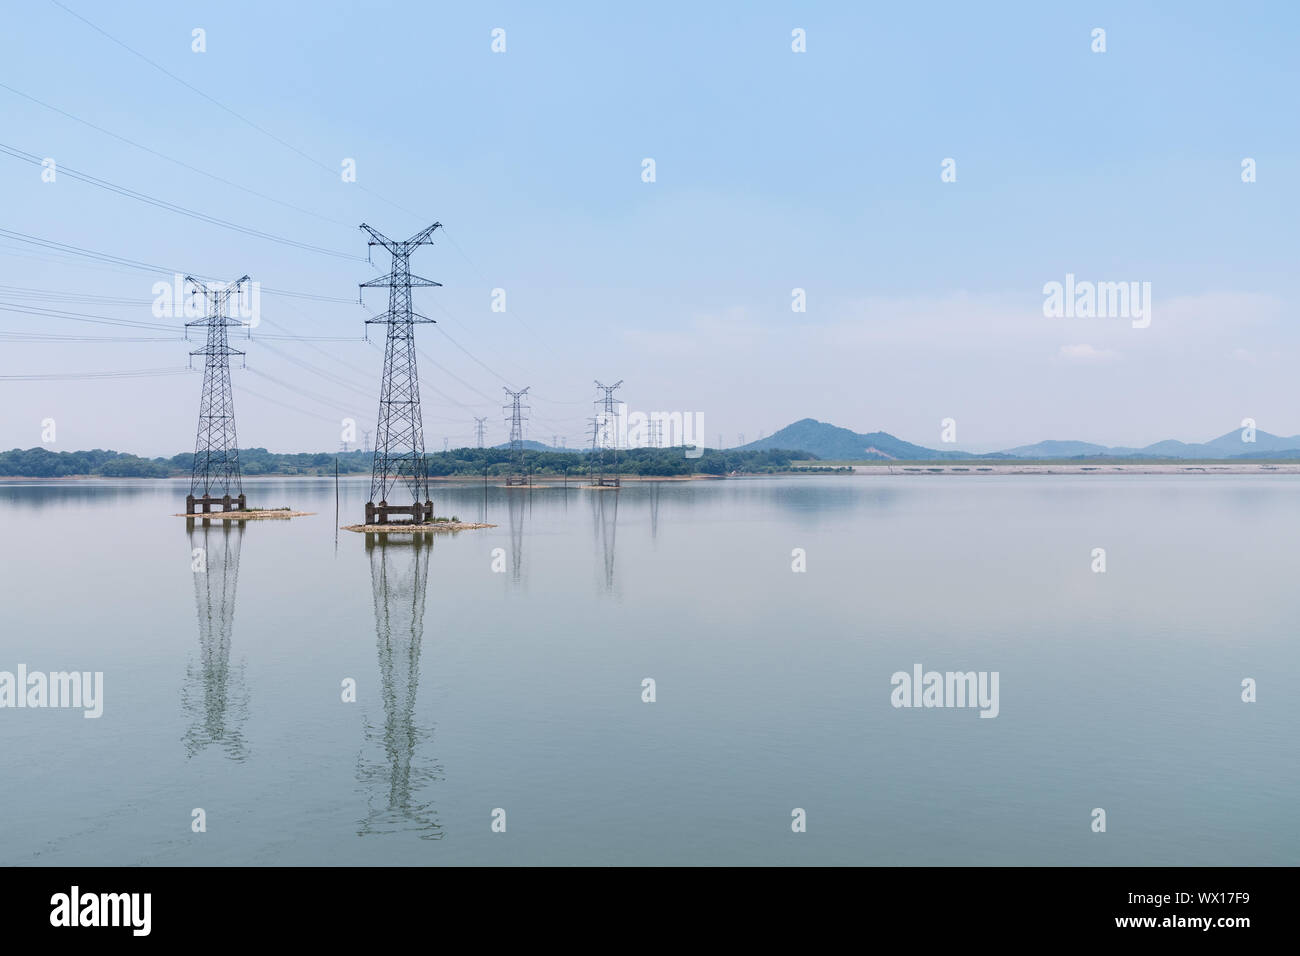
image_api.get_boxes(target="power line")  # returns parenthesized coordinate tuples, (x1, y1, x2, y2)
(0, 365, 190, 381)
(0, 228, 355, 301)
(48, 0, 427, 226)
(0, 80, 355, 230)
(0, 142, 360, 260)
(0, 330, 179, 343)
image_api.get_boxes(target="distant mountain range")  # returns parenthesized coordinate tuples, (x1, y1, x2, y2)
(741, 418, 1300, 461)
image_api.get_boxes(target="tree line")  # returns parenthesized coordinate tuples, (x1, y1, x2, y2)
(0, 445, 822, 478)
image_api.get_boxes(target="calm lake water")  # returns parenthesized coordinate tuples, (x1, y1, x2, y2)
(0, 475, 1295, 866)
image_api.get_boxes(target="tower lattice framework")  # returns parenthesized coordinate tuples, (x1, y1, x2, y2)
(186, 275, 250, 512)
(502, 387, 531, 486)
(360, 222, 442, 523)
(593, 379, 623, 485)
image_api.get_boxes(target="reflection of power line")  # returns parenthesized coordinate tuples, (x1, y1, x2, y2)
(648, 481, 661, 541)
(596, 491, 619, 592)
(506, 490, 525, 585)
(183, 520, 249, 761)
(358, 535, 442, 839)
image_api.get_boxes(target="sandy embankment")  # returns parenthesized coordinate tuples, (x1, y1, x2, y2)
(849, 462, 1300, 476)
(342, 521, 496, 533)
(173, 510, 316, 519)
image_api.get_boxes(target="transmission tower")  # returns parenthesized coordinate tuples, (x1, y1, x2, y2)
(503, 387, 530, 486)
(474, 417, 487, 449)
(359, 222, 442, 525)
(593, 380, 623, 487)
(185, 274, 249, 515)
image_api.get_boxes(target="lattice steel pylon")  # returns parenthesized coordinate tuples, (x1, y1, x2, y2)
(185, 275, 250, 514)
(474, 417, 488, 449)
(359, 222, 442, 524)
(593, 379, 623, 485)
(502, 387, 530, 486)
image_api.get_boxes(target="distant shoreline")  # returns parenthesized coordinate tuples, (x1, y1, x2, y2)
(5, 463, 1300, 482)
(835, 462, 1300, 476)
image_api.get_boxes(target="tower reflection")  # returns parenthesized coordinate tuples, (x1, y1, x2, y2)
(357, 533, 443, 839)
(183, 518, 250, 761)
(505, 489, 526, 585)
(593, 491, 619, 594)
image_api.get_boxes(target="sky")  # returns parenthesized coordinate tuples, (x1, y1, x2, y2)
(1, 0, 1298, 456)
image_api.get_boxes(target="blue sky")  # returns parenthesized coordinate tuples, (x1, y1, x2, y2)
(2, 0, 1298, 455)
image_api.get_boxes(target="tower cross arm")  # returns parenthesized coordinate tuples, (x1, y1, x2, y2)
(365, 310, 436, 325)
(401, 222, 443, 248)
(360, 273, 442, 289)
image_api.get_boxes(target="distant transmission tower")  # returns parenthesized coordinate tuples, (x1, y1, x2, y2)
(358, 222, 442, 525)
(474, 416, 487, 448)
(593, 379, 623, 487)
(503, 387, 530, 486)
(185, 274, 250, 515)
(362, 430, 372, 454)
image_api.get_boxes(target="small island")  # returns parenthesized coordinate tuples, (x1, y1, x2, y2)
(343, 518, 495, 534)
(176, 507, 315, 520)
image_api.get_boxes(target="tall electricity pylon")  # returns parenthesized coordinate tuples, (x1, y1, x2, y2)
(593, 379, 622, 486)
(502, 387, 530, 486)
(185, 274, 250, 514)
(474, 416, 488, 449)
(359, 222, 441, 524)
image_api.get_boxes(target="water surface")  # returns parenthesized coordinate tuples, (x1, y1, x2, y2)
(0, 475, 1294, 865)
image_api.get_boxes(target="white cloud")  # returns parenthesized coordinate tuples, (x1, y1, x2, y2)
(1057, 343, 1119, 362)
